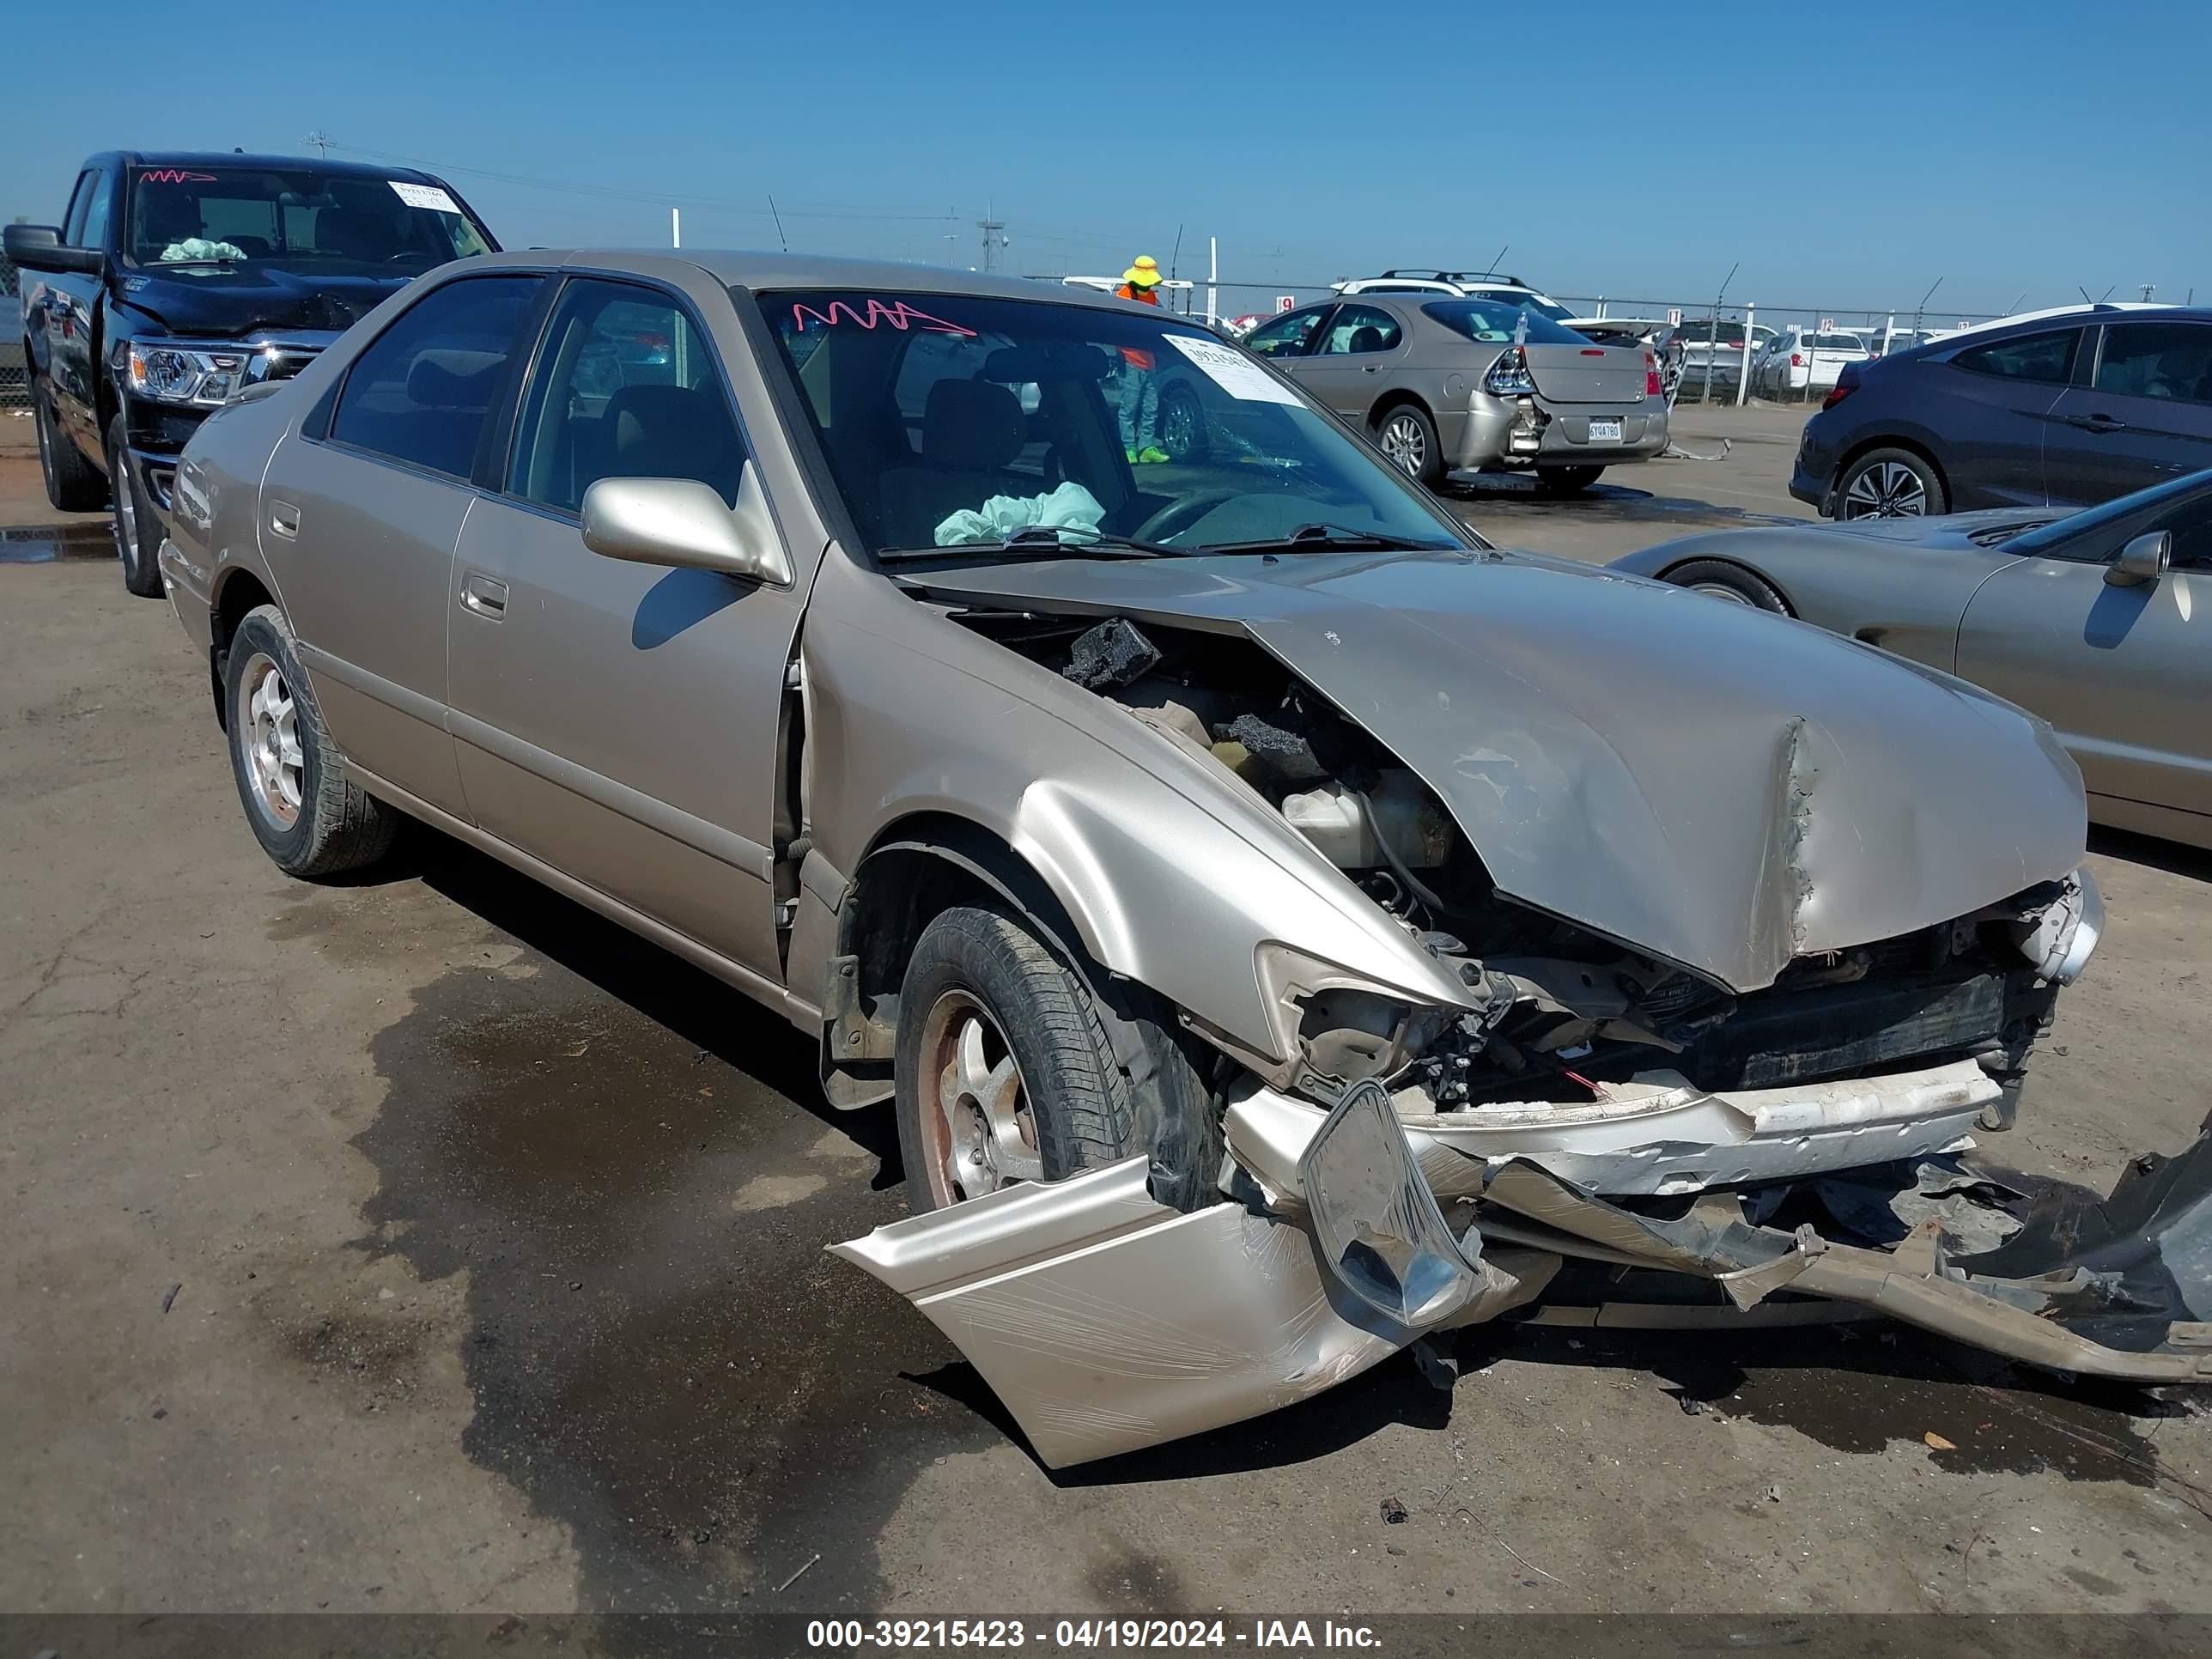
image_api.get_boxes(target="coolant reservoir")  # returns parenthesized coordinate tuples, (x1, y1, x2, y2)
(1282, 771, 1450, 868)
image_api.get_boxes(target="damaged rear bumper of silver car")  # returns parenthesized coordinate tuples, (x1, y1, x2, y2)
(832, 1073, 2212, 1469)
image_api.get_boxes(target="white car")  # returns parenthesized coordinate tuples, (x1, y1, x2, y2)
(1752, 325, 1869, 395)
(1363, 270, 1583, 325)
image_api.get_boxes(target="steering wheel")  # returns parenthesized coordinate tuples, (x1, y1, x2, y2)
(1131, 488, 1240, 544)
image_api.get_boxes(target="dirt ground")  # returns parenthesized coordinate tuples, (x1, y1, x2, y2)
(3, 406, 2209, 1626)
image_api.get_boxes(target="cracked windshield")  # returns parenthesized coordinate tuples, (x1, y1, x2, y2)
(762, 291, 1466, 556)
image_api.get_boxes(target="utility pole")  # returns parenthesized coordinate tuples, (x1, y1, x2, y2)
(976, 209, 1008, 273)
(1701, 262, 1738, 404)
(672, 208, 681, 249)
(305, 131, 332, 159)
(1910, 276, 1942, 342)
(2141, 283, 2157, 303)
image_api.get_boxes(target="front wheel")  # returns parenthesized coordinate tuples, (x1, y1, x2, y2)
(1372, 404, 1443, 488)
(106, 416, 166, 598)
(224, 605, 399, 878)
(1664, 558, 1790, 613)
(893, 905, 1216, 1215)
(1535, 465, 1604, 495)
(1836, 447, 1947, 520)
(34, 380, 108, 513)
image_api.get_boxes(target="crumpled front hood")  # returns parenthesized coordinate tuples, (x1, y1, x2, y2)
(118, 261, 416, 337)
(915, 549, 2087, 991)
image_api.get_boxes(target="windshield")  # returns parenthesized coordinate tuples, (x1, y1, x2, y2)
(2008, 470, 2212, 556)
(757, 289, 1474, 559)
(125, 167, 495, 268)
(1421, 299, 1590, 346)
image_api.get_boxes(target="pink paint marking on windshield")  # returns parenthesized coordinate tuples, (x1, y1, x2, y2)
(790, 299, 977, 337)
(139, 169, 220, 185)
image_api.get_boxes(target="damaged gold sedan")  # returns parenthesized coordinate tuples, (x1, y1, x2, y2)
(159, 255, 2211, 1471)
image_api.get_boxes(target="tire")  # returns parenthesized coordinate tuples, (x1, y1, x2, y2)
(1535, 465, 1604, 495)
(893, 904, 1218, 1216)
(1835, 447, 1946, 520)
(33, 378, 109, 513)
(106, 415, 166, 598)
(222, 605, 398, 879)
(1372, 402, 1443, 488)
(1663, 558, 1790, 613)
(1156, 379, 1207, 463)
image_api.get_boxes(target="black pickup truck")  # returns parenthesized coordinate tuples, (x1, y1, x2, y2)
(4, 151, 498, 595)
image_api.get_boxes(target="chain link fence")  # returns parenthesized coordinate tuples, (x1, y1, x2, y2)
(1, 251, 27, 414)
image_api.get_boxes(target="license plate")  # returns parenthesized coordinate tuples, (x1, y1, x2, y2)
(1588, 418, 1623, 443)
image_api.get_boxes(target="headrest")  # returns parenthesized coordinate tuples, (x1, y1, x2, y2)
(405, 349, 503, 410)
(922, 378, 1025, 471)
(605, 383, 739, 491)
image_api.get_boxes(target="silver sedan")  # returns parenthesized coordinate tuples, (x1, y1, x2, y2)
(1242, 292, 1667, 491)
(1611, 470, 2212, 848)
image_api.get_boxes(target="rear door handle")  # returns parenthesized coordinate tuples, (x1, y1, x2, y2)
(268, 501, 300, 539)
(459, 571, 508, 618)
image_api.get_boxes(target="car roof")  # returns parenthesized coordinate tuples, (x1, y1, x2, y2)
(99, 150, 453, 185)
(459, 249, 1181, 317)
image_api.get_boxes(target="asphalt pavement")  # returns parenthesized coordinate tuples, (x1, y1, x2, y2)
(5, 405, 2210, 1626)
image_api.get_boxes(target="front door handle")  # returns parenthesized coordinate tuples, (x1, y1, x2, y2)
(459, 571, 508, 618)
(2069, 413, 2128, 434)
(268, 501, 300, 539)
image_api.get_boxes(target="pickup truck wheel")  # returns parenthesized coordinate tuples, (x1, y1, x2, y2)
(106, 416, 167, 598)
(1536, 465, 1604, 494)
(223, 605, 398, 878)
(895, 905, 1217, 1215)
(35, 380, 108, 513)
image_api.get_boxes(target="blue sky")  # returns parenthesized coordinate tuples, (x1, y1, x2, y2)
(7, 0, 2207, 321)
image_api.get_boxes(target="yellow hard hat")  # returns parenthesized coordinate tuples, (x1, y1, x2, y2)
(1122, 256, 1162, 288)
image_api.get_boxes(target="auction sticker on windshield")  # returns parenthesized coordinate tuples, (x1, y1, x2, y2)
(389, 180, 461, 213)
(1164, 334, 1303, 406)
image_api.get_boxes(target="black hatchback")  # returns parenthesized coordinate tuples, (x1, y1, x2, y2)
(1790, 305, 2212, 520)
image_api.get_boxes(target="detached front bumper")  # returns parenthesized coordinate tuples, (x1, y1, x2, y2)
(835, 1072, 2212, 1468)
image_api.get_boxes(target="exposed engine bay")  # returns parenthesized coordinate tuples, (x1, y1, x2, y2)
(830, 586, 2204, 1473)
(972, 609, 2081, 1122)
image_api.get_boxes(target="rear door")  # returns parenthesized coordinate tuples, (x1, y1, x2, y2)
(1926, 326, 2084, 508)
(446, 272, 809, 981)
(1956, 486, 2212, 823)
(2042, 319, 2212, 507)
(1295, 303, 1407, 417)
(265, 271, 546, 819)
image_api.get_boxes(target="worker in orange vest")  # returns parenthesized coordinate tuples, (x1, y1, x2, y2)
(1116, 255, 1164, 305)
(1115, 257, 1169, 460)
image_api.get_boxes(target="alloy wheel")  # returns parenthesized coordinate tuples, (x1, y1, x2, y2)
(1841, 461, 1927, 519)
(915, 990, 1042, 1206)
(1380, 413, 1426, 476)
(237, 653, 305, 829)
(1686, 581, 1754, 605)
(113, 452, 138, 566)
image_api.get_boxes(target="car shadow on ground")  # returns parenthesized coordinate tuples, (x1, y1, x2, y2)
(2091, 824, 2212, 884)
(385, 818, 902, 1177)
(1439, 474, 1804, 530)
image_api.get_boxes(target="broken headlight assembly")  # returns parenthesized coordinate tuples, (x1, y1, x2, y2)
(2013, 867, 2103, 986)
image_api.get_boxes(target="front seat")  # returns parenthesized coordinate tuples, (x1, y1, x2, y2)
(876, 379, 1031, 547)
(1348, 325, 1385, 353)
(597, 383, 744, 502)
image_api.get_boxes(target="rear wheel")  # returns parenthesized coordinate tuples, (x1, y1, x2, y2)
(1837, 447, 1946, 520)
(106, 416, 167, 598)
(1664, 558, 1790, 613)
(34, 379, 108, 513)
(223, 605, 399, 878)
(1535, 465, 1604, 494)
(1372, 403, 1443, 488)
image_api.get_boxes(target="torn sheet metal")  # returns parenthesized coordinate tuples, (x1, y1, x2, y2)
(1481, 1154, 2212, 1382)
(1224, 1059, 1995, 1202)
(831, 1153, 1553, 1468)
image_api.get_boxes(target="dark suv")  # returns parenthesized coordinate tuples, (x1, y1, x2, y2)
(1791, 304, 2212, 521)
(5, 152, 498, 594)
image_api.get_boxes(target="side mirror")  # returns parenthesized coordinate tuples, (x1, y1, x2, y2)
(580, 462, 792, 586)
(2106, 530, 2171, 587)
(3, 223, 105, 276)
